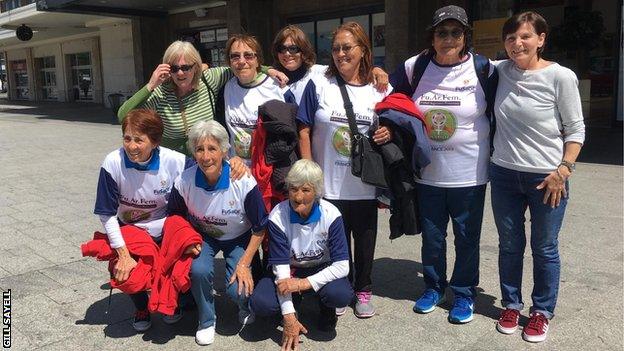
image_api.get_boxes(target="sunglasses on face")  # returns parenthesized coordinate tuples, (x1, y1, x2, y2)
(277, 44, 302, 55)
(229, 52, 257, 62)
(434, 28, 464, 39)
(170, 63, 195, 73)
(331, 44, 359, 54)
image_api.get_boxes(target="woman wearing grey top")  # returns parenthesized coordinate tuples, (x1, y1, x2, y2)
(491, 12, 584, 343)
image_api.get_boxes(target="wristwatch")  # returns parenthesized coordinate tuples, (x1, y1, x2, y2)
(559, 160, 576, 173)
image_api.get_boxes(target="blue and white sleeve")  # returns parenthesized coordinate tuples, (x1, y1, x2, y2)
(243, 185, 268, 233)
(167, 185, 188, 216)
(295, 80, 318, 126)
(268, 221, 291, 266)
(94, 168, 119, 216)
(388, 59, 413, 95)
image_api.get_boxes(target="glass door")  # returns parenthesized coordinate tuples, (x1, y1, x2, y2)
(11, 60, 28, 100)
(69, 52, 93, 101)
(35, 56, 57, 101)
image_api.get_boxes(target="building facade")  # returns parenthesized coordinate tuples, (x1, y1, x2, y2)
(0, 0, 620, 125)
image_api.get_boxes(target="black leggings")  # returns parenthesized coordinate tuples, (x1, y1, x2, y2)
(326, 199, 378, 292)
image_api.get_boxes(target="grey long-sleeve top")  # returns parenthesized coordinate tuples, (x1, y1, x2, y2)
(492, 60, 585, 173)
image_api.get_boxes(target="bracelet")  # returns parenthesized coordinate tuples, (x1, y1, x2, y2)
(237, 263, 251, 268)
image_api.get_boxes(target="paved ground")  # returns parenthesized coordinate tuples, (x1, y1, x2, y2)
(0, 101, 622, 350)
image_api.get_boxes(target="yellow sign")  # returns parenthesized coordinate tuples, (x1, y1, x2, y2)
(473, 18, 507, 59)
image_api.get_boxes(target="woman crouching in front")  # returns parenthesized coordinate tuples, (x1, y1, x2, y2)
(167, 120, 268, 345)
(249, 159, 353, 350)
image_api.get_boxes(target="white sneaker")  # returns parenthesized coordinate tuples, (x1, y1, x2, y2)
(162, 308, 183, 325)
(195, 325, 215, 346)
(238, 309, 255, 325)
(335, 307, 347, 316)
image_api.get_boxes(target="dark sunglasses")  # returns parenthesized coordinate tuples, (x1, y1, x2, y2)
(229, 52, 257, 61)
(170, 63, 195, 73)
(331, 44, 359, 54)
(277, 44, 302, 55)
(434, 28, 464, 39)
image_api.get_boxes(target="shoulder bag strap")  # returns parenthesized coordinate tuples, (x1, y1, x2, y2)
(200, 73, 216, 118)
(336, 75, 360, 138)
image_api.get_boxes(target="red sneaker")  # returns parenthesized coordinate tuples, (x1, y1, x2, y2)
(496, 308, 520, 334)
(522, 312, 549, 343)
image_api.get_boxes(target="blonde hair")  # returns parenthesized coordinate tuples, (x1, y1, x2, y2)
(162, 40, 203, 89)
(285, 159, 324, 199)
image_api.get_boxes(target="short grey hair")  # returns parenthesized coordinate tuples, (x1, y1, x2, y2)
(186, 120, 230, 154)
(285, 159, 324, 199)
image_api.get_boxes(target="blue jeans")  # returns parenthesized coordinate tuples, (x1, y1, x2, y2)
(190, 233, 251, 329)
(490, 163, 568, 319)
(416, 183, 486, 299)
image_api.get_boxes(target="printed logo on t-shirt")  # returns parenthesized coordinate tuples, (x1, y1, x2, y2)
(234, 130, 252, 159)
(190, 214, 226, 238)
(332, 126, 352, 157)
(420, 92, 461, 106)
(424, 109, 457, 142)
(121, 209, 150, 223)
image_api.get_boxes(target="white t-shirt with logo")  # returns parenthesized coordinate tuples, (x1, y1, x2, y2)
(94, 147, 187, 240)
(403, 53, 492, 187)
(171, 162, 267, 241)
(224, 75, 286, 164)
(297, 76, 390, 200)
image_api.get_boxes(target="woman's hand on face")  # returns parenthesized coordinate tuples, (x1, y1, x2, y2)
(372, 66, 389, 92)
(536, 170, 567, 208)
(147, 64, 171, 91)
(229, 263, 254, 296)
(229, 156, 250, 180)
(183, 243, 201, 256)
(281, 313, 307, 351)
(268, 68, 289, 88)
(113, 254, 138, 283)
(373, 126, 392, 145)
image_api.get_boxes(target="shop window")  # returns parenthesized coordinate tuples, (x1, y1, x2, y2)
(10, 59, 28, 100)
(292, 12, 385, 67)
(35, 56, 57, 101)
(68, 52, 93, 101)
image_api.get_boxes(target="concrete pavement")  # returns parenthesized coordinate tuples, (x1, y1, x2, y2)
(0, 101, 622, 350)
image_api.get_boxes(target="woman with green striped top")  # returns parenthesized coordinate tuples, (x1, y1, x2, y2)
(117, 40, 286, 157)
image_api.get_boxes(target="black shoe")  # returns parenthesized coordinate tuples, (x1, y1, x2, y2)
(318, 302, 337, 332)
(132, 309, 152, 332)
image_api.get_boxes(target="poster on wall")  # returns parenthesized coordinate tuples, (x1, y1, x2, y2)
(216, 28, 228, 41)
(200, 30, 216, 43)
(473, 18, 507, 59)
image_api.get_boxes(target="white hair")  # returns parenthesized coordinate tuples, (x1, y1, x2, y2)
(186, 120, 230, 153)
(285, 159, 324, 199)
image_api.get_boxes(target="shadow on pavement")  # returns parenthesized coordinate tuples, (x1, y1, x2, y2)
(0, 100, 119, 125)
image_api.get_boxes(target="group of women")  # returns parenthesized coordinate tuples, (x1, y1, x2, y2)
(94, 5, 584, 349)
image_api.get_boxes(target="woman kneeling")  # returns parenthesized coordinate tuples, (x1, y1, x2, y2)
(250, 159, 353, 349)
(168, 120, 268, 346)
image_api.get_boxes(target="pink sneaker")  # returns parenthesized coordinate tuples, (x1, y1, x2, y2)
(354, 291, 375, 318)
(522, 312, 549, 343)
(496, 308, 520, 334)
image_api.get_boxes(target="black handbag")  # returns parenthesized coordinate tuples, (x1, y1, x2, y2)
(337, 77, 387, 188)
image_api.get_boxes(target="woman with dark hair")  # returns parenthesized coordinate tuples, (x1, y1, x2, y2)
(388, 5, 497, 324)
(297, 21, 392, 319)
(93, 109, 191, 332)
(223, 34, 287, 166)
(271, 24, 388, 105)
(491, 11, 584, 343)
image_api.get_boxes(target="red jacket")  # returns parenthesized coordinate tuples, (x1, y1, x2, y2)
(81, 227, 159, 295)
(148, 215, 202, 315)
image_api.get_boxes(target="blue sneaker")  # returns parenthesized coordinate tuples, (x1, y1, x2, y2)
(413, 289, 446, 314)
(448, 296, 474, 324)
